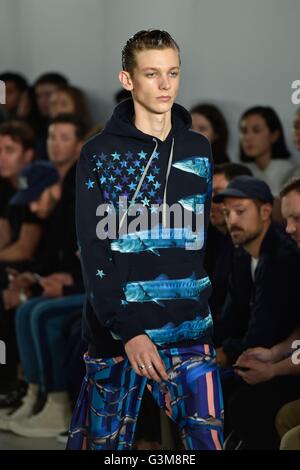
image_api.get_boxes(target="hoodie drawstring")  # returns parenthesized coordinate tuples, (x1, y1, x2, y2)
(162, 137, 175, 227)
(119, 137, 175, 230)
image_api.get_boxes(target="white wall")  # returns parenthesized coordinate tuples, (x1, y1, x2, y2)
(1, 0, 299, 161)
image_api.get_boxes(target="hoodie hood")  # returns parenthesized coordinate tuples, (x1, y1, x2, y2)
(104, 98, 192, 142)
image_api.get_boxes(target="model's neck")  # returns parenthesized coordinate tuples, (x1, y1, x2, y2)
(133, 102, 172, 141)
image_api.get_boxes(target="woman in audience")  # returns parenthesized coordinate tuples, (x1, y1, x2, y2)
(239, 106, 294, 196)
(190, 103, 230, 163)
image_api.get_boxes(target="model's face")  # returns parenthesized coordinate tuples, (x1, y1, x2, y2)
(191, 113, 215, 142)
(47, 123, 81, 166)
(0, 135, 32, 179)
(49, 91, 75, 118)
(35, 83, 58, 117)
(122, 48, 180, 115)
(281, 190, 300, 247)
(211, 173, 229, 230)
(222, 198, 264, 247)
(293, 111, 300, 151)
(240, 114, 278, 160)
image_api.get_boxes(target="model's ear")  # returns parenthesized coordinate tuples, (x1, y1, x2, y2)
(118, 70, 133, 91)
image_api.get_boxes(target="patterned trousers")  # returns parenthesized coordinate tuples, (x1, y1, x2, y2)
(66, 343, 223, 450)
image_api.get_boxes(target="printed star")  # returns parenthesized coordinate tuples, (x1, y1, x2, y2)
(85, 179, 95, 190)
(125, 151, 134, 160)
(150, 206, 159, 214)
(99, 152, 107, 161)
(134, 160, 141, 167)
(128, 182, 137, 191)
(152, 151, 159, 160)
(96, 160, 103, 169)
(149, 189, 156, 198)
(96, 270, 106, 279)
(137, 191, 144, 199)
(92, 154, 97, 160)
(156, 197, 163, 204)
(121, 175, 129, 184)
(120, 161, 128, 168)
(114, 168, 122, 176)
(141, 197, 150, 206)
(114, 185, 122, 192)
(111, 152, 121, 161)
(153, 166, 160, 175)
(142, 182, 149, 191)
(146, 173, 155, 183)
(100, 176, 106, 184)
(127, 167, 135, 175)
(109, 175, 116, 183)
(138, 150, 147, 160)
(154, 181, 161, 190)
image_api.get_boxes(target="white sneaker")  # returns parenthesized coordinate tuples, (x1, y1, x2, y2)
(0, 389, 37, 432)
(10, 397, 72, 438)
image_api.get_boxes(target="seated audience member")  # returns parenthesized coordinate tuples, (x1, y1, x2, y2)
(33, 72, 69, 159)
(190, 103, 230, 163)
(284, 108, 300, 181)
(205, 163, 252, 323)
(0, 162, 84, 438)
(48, 85, 92, 131)
(213, 176, 300, 449)
(0, 72, 28, 121)
(16, 86, 43, 137)
(238, 106, 293, 197)
(0, 121, 40, 287)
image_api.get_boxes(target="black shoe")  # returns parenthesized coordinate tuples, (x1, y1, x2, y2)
(0, 381, 27, 409)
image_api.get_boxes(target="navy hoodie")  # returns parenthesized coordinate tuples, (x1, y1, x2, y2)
(77, 99, 214, 357)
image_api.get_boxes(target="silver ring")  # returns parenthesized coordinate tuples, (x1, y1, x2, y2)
(138, 364, 145, 370)
(147, 365, 153, 369)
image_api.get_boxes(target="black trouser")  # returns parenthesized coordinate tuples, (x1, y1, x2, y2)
(228, 375, 300, 449)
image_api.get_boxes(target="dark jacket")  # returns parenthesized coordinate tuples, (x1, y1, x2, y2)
(77, 99, 214, 357)
(217, 223, 300, 363)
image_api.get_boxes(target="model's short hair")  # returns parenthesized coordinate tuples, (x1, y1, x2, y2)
(48, 113, 87, 141)
(280, 177, 300, 198)
(34, 72, 69, 88)
(122, 29, 180, 75)
(0, 72, 28, 91)
(0, 120, 35, 151)
(214, 162, 253, 181)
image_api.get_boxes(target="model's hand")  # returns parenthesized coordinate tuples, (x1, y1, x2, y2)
(124, 334, 169, 383)
(235, 359, 275, 385)
(239, 347, 274, 363)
